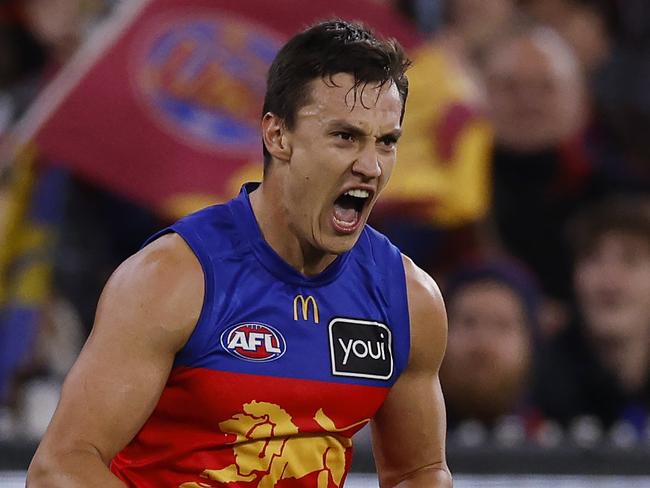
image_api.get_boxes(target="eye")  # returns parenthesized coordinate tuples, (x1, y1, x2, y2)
(378, 136, 398, 150)
(333, 131, 355, 142)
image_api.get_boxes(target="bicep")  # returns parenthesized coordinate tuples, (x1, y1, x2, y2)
(37, 236, 202, 464)
(42, 324, 175, 463)
(371, 368, 448, 487)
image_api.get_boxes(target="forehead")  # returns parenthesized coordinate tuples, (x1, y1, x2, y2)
(590, 232, 650, 256)
(453, 281, 526, 312)
(296, 73, 403, 130)
(488, 36, 576, 83)
(490, 42, 549, 78)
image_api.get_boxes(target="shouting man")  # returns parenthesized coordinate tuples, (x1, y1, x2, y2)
(28, 20, 451, 488)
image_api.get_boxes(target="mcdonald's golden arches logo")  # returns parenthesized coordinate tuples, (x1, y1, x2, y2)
(293, 295, 319, 323)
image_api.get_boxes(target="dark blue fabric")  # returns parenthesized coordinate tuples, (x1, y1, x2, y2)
(143, 183, 411, 388)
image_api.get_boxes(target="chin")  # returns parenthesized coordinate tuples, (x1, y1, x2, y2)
(319, 232, 361, 255)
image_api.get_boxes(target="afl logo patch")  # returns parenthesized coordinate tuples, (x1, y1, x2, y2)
(131, 12, 283, 154)
(329, 318, 393, 380)
(221, 323, 286, 362)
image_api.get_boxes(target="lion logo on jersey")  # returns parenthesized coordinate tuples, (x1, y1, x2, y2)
(179, 400, 368, 488)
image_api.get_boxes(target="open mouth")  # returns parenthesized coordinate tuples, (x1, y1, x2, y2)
(332, 188, 372, 234)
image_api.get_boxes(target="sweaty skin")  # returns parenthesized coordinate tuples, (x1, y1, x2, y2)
(27, 234, 203, 488)
(27, 74, 451, 488)
(252, 74, 403, 272)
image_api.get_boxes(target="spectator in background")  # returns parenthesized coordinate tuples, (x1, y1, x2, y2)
(523, 0, 650, 192)
(591, 0, 650, 189)
(441, 260, 540, 431)
(485, 25, 586, 153)
(22, 0, 85, 66)
(535, 197, 650, 433)
(0, 0, 112, 141)
(376, 0, 521, 274)
(482, 24, 593, 305)
(22, 0, 111, 66)
(0, 0, 126, 440)
(1, 0, 124, 333)
(522, 0, 613, 74)
(443, 0, 519, 60)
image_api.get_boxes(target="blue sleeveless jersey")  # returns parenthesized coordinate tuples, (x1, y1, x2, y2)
(111, 183, 410, 488)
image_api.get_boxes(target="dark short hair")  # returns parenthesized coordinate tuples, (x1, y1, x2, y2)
(262, 19, 411, 168)
(568, 196, 650, 260)
(444, 259, 541, 334)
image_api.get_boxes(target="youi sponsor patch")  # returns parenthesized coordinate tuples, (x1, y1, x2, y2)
(329, 318, 393, 380)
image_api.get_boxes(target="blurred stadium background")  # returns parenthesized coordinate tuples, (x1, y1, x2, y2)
(1, 0, 650, 485)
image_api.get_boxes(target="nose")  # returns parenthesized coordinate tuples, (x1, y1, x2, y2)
(351, 145, 381, 180)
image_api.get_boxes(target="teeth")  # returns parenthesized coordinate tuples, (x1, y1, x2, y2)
(345, 189, 370, 198)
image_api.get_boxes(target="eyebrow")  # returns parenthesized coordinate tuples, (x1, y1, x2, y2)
(378, 129, 402, 143)
(327, 120, 402, 142)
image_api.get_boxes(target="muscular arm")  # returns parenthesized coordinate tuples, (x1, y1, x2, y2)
(371, 256, 452, 487)
(27, 234, 204, 487)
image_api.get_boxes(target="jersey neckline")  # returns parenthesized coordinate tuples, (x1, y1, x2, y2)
(230, 182, 353, 287)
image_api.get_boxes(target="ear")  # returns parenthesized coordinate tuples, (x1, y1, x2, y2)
(261, 112, 291, 162)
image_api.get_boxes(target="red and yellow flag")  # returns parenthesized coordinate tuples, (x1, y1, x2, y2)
(14, 0, 419, 219)
(10, 0, 491, 225)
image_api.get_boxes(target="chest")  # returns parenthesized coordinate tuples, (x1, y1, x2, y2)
(210, 275, 394, 379)
(168, 263, 406, 433)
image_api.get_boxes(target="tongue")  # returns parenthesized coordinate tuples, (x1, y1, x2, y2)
(333, 203, 358, 225)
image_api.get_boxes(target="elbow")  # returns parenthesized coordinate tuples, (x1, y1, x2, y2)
(387, 464, 453, 487)
(437, 467, 453, 487)
(26, 452, 54, 487)
(27, 447, 71, 488)
(420, 466, 453, 488)
(26, 444, 123, 488)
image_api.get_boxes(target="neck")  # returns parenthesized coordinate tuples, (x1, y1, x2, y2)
(591, 328, 650, 394)
(248, 180, 337, 276)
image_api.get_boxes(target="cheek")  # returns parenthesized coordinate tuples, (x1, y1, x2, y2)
(283, 176, 315, 223)
(628, 267, 650, 302)
(630, 263, 650, 286)
(575, 265, 600, 297)
(502, 335, 530, 367)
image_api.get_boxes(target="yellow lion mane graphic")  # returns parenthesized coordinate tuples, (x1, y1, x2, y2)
(179, 401, 368, 488)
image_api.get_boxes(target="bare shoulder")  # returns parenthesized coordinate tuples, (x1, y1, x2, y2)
(401, 254, 448, 371)
(26, 232, 206, 481)
(401, 254, 444, 311)
(98, 232, 204, 353)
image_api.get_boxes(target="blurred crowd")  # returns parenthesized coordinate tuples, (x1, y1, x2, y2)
(0, 0, 649, 454)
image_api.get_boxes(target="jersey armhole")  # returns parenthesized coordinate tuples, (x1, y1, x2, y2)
(362, 228, 412, 382)
(386, 249, 411, 380)
(394, 253, 411, 377)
